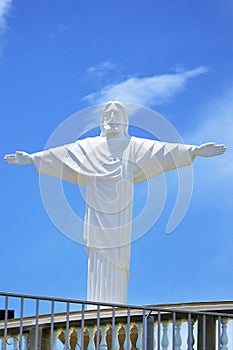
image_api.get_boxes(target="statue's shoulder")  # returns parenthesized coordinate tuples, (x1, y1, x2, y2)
(131, 136, 159, 147)
(75, 136, 102, 145)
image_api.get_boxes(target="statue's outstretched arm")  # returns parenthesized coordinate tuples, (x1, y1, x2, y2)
(194, 142, 226, 158)
(4, 151, 32, 166)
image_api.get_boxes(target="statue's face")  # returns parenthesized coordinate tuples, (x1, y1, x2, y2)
(102, 104, 125, 136)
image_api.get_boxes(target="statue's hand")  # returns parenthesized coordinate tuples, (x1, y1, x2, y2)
(4, 151, 32, 165)
(195, 142, 226, 158)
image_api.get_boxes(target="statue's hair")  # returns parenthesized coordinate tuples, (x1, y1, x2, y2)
(100, 101, 129, 137)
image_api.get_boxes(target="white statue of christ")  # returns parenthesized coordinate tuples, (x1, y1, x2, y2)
(4, 101, 226, 304)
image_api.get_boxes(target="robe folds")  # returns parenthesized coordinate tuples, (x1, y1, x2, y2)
(31, 136, 197, 303)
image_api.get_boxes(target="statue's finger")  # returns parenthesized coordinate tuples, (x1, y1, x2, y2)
(4, 154, 15, 158)
(5, 159, 15, 164)
(217, 148, 226, 154)
(5, 158, 14, 163)
(217, 146, 226, 152)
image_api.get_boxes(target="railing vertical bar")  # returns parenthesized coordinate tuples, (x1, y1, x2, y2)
(187, 313, 192, 350)
(126, 307, 131, 350)
(218, 316, 221, 350)
(19, 297, 24, 350)
(157, 311, 161, 350)
(3, 295, 8, 350)
(2, 293, 233, 350)
(202, 314, 206, 350)
(111, 306, 115, 350)
(96, 304, 101, 350)
(81, 303, 85, 350)
(50, 300, 55, 350)
(142, 309, 147, 350)
(34, 298, 40, 350)
(172, 312, 176, 350)
(65, 302, 70, 349)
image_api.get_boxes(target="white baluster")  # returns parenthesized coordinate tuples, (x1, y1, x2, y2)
(154, 323, 156, 350)
(136, 322, 143, 349)
(52, 329, 59, 350)
(175, 320, 182, 350)
(221, 318, 229, 350)
(23, 333, 29, 350)
(187, 318, 195, 350)
(13, 336, 18, 350)
(162, 320, 169, 350)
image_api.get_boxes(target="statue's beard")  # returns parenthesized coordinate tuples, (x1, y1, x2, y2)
(104, 122, 121, 134)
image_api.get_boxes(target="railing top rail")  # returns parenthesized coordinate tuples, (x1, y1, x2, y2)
(1, 291, 233, 319)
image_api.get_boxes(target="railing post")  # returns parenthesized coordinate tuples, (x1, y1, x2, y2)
(19, 297, 24, 350)
(50, 300, 55, 350)
(111, 306, 115, 350)
(65, 302, 70, 350)
(198, 315, 216, 350)
(147, 315, 154, 350)
(29, 326, 42, 350)
(157, 311, 161, 350)
(34, 299, 40, 350)
(142, 310, 147, 350)
(3, 295, 8, 350)
(95, 304, 101, 350)
(172, 312, 176, 350)
(126, 308, 131, 350)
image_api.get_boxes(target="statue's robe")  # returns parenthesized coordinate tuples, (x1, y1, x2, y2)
(31, 136, 197, 303)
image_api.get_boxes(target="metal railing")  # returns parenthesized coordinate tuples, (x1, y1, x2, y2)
(0, 292, 233, 350)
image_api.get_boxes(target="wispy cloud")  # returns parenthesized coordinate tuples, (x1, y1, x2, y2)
(0, 0, 12, 34)
(84, 61, 123, 84)
(49, 24, 69, 39)
(83, 66, 208, 106)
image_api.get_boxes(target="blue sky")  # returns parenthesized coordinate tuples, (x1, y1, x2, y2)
(1, 0, 233, 306)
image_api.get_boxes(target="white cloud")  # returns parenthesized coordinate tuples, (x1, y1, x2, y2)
(86, 61, 116, 74)
(0, 0, 12, 34)
(83, 66, 208, 106)
(85, 61, 120, 83)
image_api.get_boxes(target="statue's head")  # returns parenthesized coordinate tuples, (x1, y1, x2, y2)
(100, 101, 129, 137)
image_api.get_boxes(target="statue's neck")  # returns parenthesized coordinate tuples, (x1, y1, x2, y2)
(106, 132, 127, 140)
(105, 134, 130, 157)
